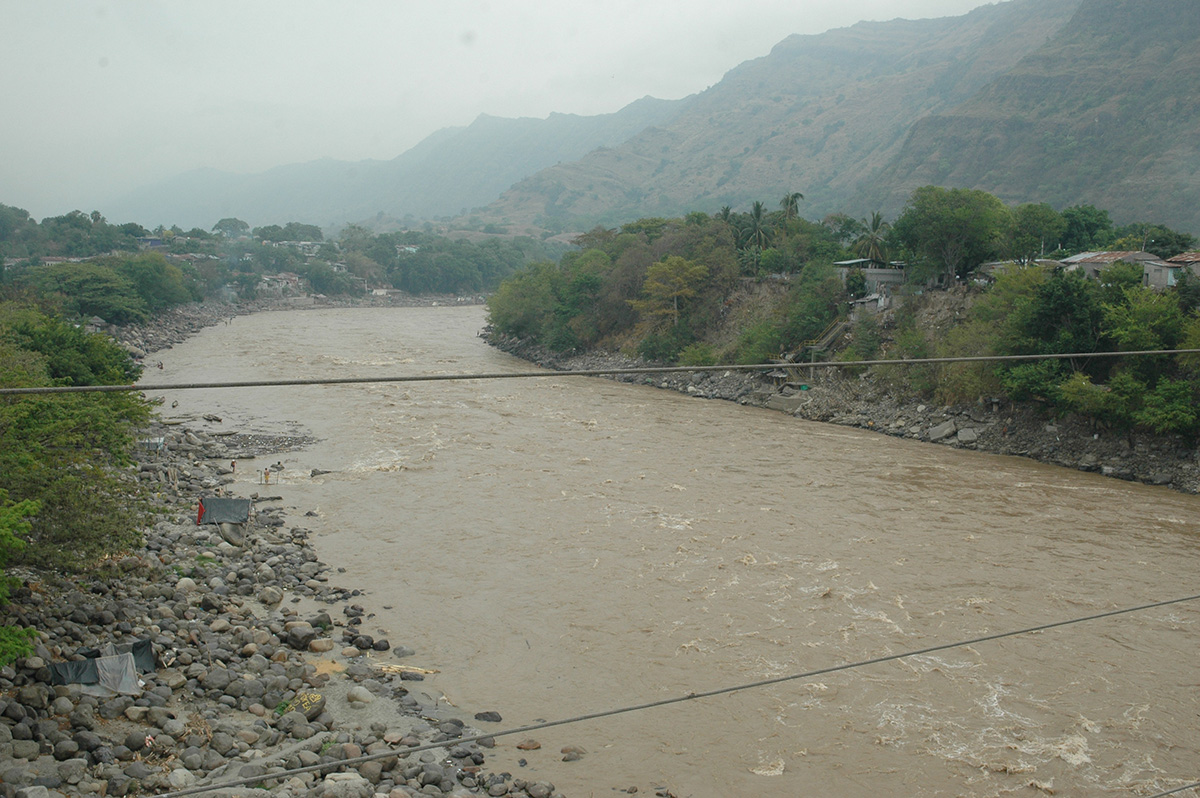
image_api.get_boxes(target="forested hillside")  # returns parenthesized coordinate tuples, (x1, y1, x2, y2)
(485, 185, 1200, 438)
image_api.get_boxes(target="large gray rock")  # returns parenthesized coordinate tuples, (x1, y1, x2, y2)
(15, 786, 51, 798)
(258, 586, 283, 606)
(10, 740, 40, 760)
(321, 772, 371, 798)
(928, 419, 957, 441)
(286, 623, 317, 650)
(57, 758, 88, 784)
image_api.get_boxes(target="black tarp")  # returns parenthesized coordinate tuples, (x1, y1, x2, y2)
(197, 497, 252, 525)
(49, 638, 156, 695)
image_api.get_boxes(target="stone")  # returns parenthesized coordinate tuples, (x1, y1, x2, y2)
(308, 638, 334, 653)
(218, 523, 245, 547)
(321, 771, 371, 798)
(258, 586, 284, 605)
(346, 686, 374, 705)
(17, 685, 48, 709)
(15, 787, 51, 798)
(57, 758, 88, 784)
(516, 739, 541, 750)
(283, 691, 326, 721)
(928, 419, 957, 441)
(357, 760, 383, 784)
(11, 740, 40, 760)
(167, 768, 196, 789)
(53, 739, 80, 760)
(474, 711, 502, 723)
(956, 428, 979, 444)
(287, 623, 317, 650)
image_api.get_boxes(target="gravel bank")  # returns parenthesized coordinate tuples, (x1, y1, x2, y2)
(486, 332, 1200, 494)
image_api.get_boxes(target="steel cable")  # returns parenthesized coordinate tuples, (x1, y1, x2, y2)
(3, 348, 1200, 396)
(153, 592, 1200, 798)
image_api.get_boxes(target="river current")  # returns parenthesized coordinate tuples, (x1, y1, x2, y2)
(146, 305, 1200, 797)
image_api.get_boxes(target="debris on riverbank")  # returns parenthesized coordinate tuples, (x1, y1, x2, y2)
(485, 332, 1200, 494)
(0, 300, 567, 798)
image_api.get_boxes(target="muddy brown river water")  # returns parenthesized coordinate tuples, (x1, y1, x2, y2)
(147, 305, 1200, 797)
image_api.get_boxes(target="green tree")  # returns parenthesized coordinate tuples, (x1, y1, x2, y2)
(1009, 203, 1066, 262)
(779, 192, 804, 223)
(338, 224, 375, 253)
(1060, 204, 1113, 253)
(630, 256, 709, 327)
(486, 261, 559, 339)
(23, 262, 148, 324)
(281, 222, 323, 242)
(1110, 222, 1196, 260)
(891, 186, 1012, 283)
(212, 218, 250, 238)
(740, 201, 772, 253)
(0, 492, 38, 664)
(0, 304, 151, 569)
(852, 211, 890, 264)
(1134, 378, 1199, 436)
(1102, 287, 1184, 352)
(892, 184, 1012, 282)
(111, 252, 196, 310)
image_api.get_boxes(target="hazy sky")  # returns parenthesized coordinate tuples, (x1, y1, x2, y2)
(3, 0, 997, 220)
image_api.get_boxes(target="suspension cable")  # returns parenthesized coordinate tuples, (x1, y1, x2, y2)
(4, 348, 1199, 396)
(154, 591, 1200, 798)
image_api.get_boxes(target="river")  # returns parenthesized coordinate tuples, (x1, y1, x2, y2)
(147, 305, 1200, 797)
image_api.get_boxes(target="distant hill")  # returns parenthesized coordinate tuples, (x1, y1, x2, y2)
(106, 0, 1200, 238)
(103, 96, 682, 230)
(474, 0, 1083, 232)
(868, 0, 1200, 232)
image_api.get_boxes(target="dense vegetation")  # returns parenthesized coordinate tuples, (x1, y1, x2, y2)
(1, 203, 565, 303)
(0, 301, 153, 659)
(488, 186, 1200, 436)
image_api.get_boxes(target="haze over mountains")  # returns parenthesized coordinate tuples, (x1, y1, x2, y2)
(106, 0, 1200, 235)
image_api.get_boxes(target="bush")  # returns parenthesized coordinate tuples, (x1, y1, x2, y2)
(727, 320, 782, 364)
(0, 493, 38, 665)
(677, 342, 717, 366)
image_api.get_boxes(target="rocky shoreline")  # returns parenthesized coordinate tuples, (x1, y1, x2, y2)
(0, 300, 566, 798)
(486, 332, 1200, 494)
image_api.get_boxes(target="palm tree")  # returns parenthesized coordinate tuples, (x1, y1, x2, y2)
(717, 206, 733, 224)
(779, 191, 804, 223)
(741, 201, 771, 252)
(777, 191, 804, 256)
(852, 211, 890, 265)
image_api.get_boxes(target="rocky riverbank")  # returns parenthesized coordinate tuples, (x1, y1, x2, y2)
(0, 302, 566, 798)
(486, 332, 1200, 494)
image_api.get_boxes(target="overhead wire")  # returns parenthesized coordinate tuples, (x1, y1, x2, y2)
(154, 592, 1200, 798)
(7, 337, 1196, 793)
(2, 347, 1199, 396)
